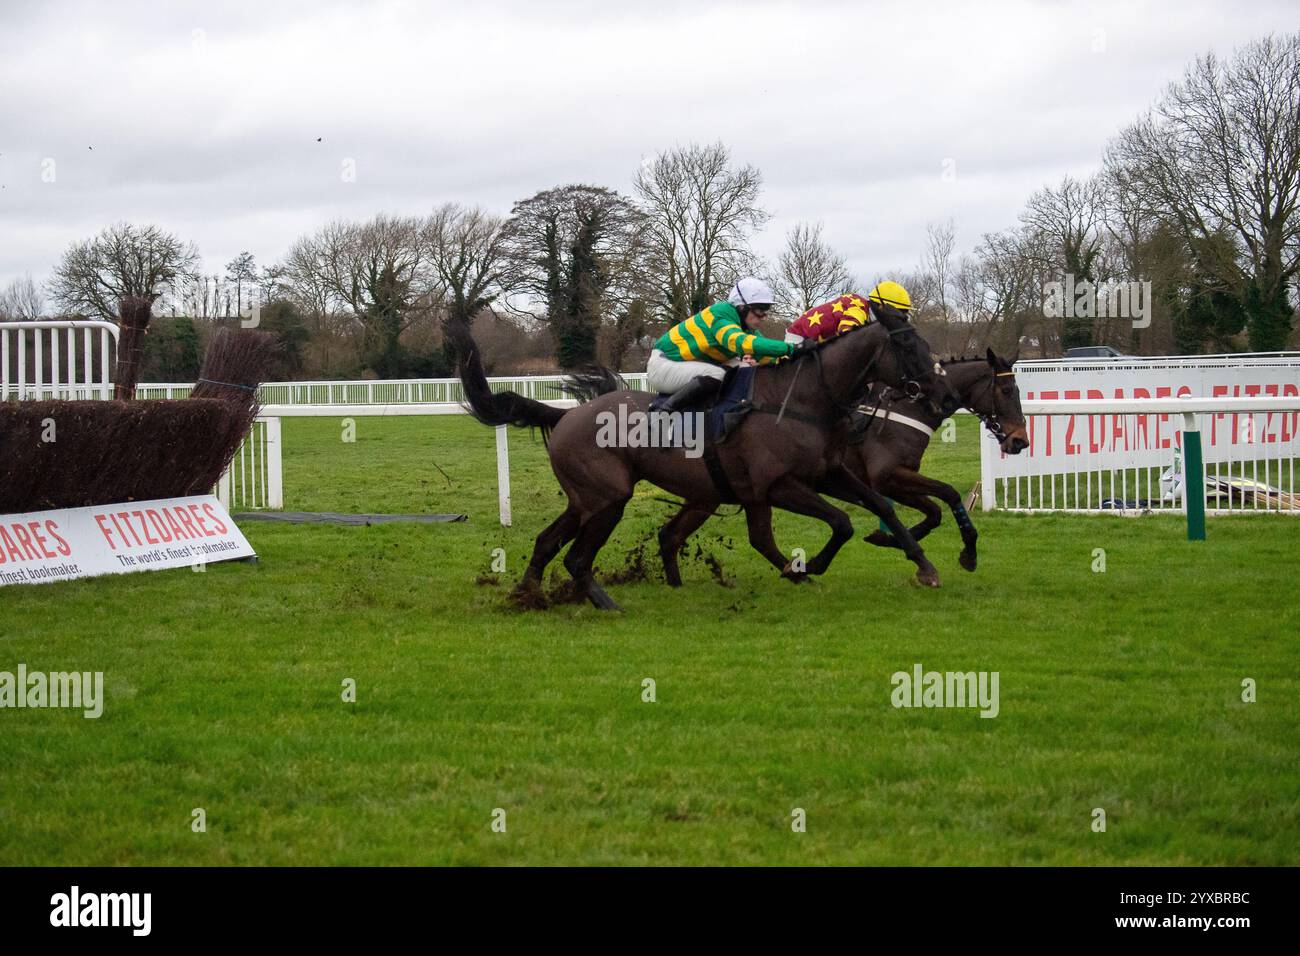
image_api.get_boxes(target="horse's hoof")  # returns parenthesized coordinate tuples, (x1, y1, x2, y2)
(508, 579, 549, 610)
(587, 584, 623, 611)
(781, 562, 809, 584)
(865, 530, 894, 547)
(959, 550, 977, 572)
(915, 568, 941, 588)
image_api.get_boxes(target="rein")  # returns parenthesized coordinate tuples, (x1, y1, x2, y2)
(751, 326, 922, 429)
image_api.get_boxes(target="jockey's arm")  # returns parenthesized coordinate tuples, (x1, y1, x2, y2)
(717, 323, 793, 366)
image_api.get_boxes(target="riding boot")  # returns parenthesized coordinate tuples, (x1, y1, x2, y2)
(649, 374, 723, 413)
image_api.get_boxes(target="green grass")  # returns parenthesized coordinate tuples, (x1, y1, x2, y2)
(1, 415, 1297, 865)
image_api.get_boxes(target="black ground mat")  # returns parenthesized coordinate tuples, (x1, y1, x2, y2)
(233, 511, 467, 525)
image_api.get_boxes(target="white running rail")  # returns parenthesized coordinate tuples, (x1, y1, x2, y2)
(134, 373, 650, 404)
(1, 320, 119, 401)
(981, 396, 1300, 515)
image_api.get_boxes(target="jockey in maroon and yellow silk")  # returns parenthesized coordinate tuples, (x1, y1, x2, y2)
(784, 281, 913, 344)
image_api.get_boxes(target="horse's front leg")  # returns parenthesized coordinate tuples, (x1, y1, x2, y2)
(885, 467, 978, 571)
(763, 477, 855, 579)
(820, 466, 940, 588)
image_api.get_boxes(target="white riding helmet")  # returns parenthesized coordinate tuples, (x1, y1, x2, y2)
(727, 277, 775, 309)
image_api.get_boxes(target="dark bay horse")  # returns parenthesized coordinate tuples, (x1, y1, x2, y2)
(851, 349, 1028, 571)
(575, 348, 1029, 587)
(449, 311, 950, 610)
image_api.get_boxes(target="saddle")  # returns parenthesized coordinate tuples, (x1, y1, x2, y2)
(651, 366, 757, 503)
(653, 365, 757, 445)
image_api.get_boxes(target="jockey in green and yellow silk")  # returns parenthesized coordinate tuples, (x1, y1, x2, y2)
(647, 278, 792, 413)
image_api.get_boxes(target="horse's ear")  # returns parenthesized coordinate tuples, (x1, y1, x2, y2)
(986, 346, 999, 368)
(1010, 347, 1020, 365)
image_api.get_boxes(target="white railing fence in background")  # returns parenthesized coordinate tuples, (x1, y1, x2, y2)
(216, 417, 283, 511)
(133, 373, 649, 405)
(981, 354, 1300, 521)
(11, 334, 1298, 529)
(1, 320, 119, 401)
(981, 397, 1300, 518)
(237, 402, 577, 522)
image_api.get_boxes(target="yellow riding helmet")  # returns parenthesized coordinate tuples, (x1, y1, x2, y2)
(867, 280, 912, 313)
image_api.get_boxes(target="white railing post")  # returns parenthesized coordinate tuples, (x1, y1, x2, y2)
(495, 425, 511, 527)
(264, 417, 284, 509)
(216, 468, 231, 508)
(980, 431, 995, 512)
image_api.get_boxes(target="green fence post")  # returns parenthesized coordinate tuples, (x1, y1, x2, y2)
(1182, 412, 1206, 541)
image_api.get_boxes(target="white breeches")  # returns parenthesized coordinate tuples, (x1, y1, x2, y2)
(646, 349, 728, 393)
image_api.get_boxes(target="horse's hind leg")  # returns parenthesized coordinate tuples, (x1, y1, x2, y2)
(864, 489, 941, 548)
(658, 502, 715, 587)
(742, 503, 807, 581)
(563, 498, 630, 610)
(514, 505, 581, 604)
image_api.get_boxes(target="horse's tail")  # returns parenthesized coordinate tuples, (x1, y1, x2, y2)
(448, 321, 566, 434)
(561, 365, 627, 404)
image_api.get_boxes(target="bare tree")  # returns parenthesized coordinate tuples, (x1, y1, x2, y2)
(1020, 175, 1106, 350)
(281, 236, 337, 320)
(0, 275, 45, 321)
(48, 222, 199, 320)
(1106, 32, 1300, 350)
(634, 142, 769, 320)
(258, 263, 288, 305)
(279, 214, 435, 376)
(225, 251, 258, 316)
(776, 221, 853, 314)
(166, 273, 226, 320)
(1022, 176, 1105, 279)
(921, 220, 957, 318)
(422, 203, 514, 327)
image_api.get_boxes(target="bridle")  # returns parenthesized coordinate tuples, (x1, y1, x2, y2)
(975, 368, 1019, 444)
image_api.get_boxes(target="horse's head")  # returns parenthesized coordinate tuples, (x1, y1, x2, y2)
(967, 347, 1028, 454)
(871, 306, 957, 419)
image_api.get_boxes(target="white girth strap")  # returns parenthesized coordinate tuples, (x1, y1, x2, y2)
(858, 405, 935, 436)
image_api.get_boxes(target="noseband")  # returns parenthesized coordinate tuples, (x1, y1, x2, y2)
(976, 370, 1018, 443)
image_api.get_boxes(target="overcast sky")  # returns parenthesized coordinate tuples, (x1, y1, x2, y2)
(0, 0, 1293, 297)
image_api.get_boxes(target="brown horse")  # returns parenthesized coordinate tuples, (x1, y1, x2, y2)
(449, 310, 951, 610)
(852, 349, 1028, 571)
(572, 348, 1029, 587)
